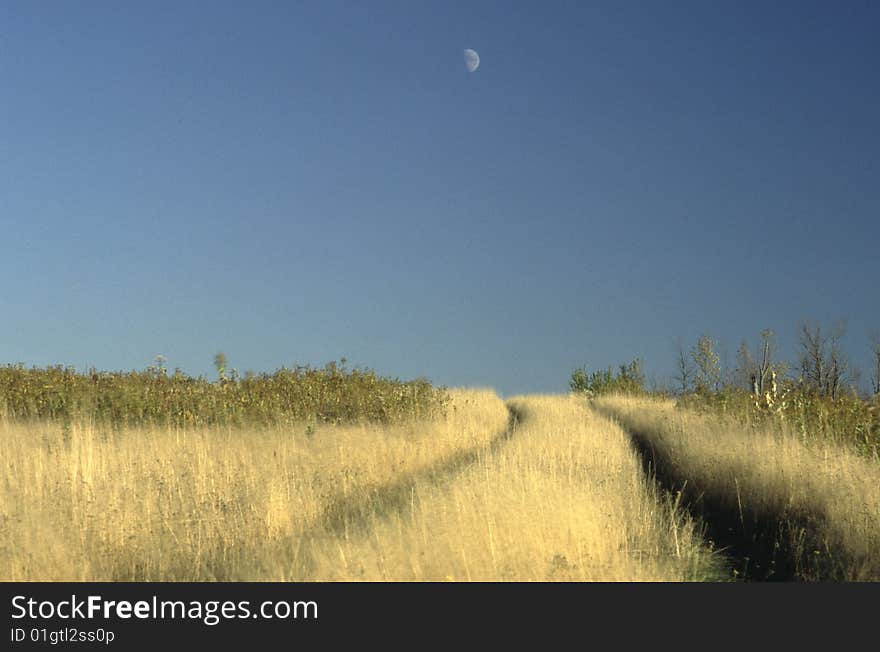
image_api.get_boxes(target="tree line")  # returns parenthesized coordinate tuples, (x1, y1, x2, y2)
(674, 322, 880, 399)
(570, 321, 880, 400)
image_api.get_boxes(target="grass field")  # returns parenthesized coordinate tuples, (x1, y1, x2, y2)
(3, 385, 877, 581)
(1, 389, 504, 581)
(307, 395, 723, 581)
(1, 389, 726, 581)
(595, 394, 880, 580)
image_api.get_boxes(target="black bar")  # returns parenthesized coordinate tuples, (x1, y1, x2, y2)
(3, 582, 878, 648)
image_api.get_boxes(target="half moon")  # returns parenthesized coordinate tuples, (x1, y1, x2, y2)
(463, 49, 480, 73)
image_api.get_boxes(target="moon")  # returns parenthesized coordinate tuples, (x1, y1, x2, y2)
(463, 48, 480, 73)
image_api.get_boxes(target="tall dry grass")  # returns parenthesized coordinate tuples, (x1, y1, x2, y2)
(595, 394, 880, 580)
(0, 389, 508, 581)
(306, 395, 725, 581)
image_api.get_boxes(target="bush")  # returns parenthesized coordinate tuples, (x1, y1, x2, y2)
(570, 359, 645, 397)
(0, 360, 449, 428)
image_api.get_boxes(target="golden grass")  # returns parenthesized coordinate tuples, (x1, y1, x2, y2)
(595, 394, 880, 580)
(306, 395, 724, 581)
(2, 389, 727, 582)
(0, 389, 508, 581)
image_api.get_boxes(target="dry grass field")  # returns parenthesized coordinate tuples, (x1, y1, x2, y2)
(5, 386, 877, 582)
(307, 394, 723, 581)
(595, 394, 880, 580)
(0, 389, 507, 581)
(1, 390, 727, 582)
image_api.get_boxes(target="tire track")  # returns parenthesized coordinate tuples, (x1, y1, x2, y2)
(288, 405, 523, 577)
(594, 404, 844, 581)
(318, 405, 521, 535)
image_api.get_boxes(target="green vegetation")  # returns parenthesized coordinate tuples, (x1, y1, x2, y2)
(691, 334, 722, 392)
(569, 358, 645, 396)
(0, 359, 449, 428)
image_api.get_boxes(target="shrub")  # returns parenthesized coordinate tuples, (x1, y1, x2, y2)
(570, 359, 645, 397)
(0, 360, 449, 428)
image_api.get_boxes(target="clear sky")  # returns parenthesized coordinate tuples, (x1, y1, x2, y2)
(2, 1, 878, 395)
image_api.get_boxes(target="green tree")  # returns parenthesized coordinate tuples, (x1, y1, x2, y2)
(214, 351, 228, 383)
(691, 335, 721, 392)
(570, 359, 645, 396)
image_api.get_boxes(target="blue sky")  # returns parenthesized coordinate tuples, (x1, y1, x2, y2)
(1, 1, 878, 395)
